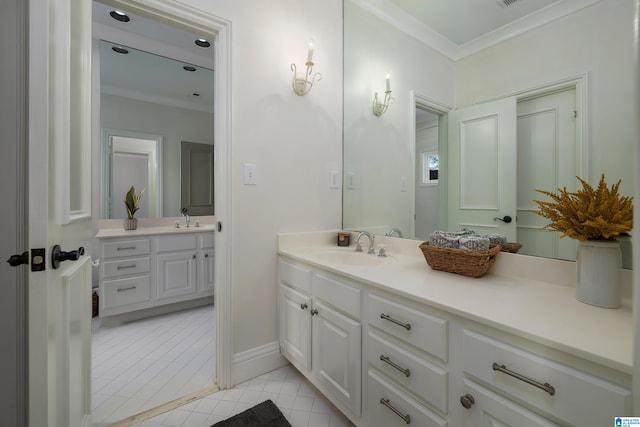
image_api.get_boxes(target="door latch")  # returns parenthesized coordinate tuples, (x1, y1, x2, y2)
(6, 248, 46, 271)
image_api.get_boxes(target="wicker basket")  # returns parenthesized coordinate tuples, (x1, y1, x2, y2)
(500, 242, 522, 253)
(418, 242, 501, 278)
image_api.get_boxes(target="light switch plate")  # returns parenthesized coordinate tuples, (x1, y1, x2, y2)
(244, 163, 257, 185)
(329, 171, 339, 189)
(346, 172, 355, 190)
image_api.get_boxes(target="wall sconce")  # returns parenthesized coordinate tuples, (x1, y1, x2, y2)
(373, 74, 394, 116)
(291, 39, 322, 96)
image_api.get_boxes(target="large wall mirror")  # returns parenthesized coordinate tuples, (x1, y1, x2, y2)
(343, 0, 635, 267)
(93, 1, 215, 219)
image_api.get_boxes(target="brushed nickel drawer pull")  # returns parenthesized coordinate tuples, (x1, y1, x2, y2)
(380, 354, 411, 377)
(380, 313, 411, 330)
(116, 264, 137, 270)
(116, 286, 137, 292)
(492, 363, 556, 396)
(380, 398, 411, 424)
(116, 246, 136, 251)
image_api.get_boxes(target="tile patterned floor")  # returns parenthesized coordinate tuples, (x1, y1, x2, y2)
(92, 305, 216, 426)
(130, 365, 353, 427)
(92, 306, 352, 427)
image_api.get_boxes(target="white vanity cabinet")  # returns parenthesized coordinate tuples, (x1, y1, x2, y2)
(98, 230, 214, 319)
(277, 249, 632, 427)
(278, 259, 362, 419)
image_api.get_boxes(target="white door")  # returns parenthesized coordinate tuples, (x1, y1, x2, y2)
(447, 97, 517, 240)
(517, 89, 578, 260)
(279, 284, 312, 371)
(28, 0, 93, 426)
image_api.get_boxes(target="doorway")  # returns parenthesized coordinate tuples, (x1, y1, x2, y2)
(91, 1, 232, 424)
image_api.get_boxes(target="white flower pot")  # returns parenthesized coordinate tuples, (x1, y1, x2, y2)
(124, 218, 138, 231)
(575, 240, 621, 308)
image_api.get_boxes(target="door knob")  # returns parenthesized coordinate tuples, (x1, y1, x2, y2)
(51, 245, 85, 269)
(7, 251, 29, 267)
(460, 393, 475, 409)
(493, 215, 513, 223)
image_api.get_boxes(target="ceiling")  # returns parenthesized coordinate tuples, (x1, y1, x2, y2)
(93, 1, 215, 113)
(359, 0, 602, 58)
(93, 0, 603, 110)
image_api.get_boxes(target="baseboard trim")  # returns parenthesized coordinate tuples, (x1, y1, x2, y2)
(233, 341, 288, 386)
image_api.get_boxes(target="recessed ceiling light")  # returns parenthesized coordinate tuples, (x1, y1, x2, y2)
(111, 46, 129, 54)
(183, 65, 197, 72)
(109, 10, 130, 23)
(195, 38, 211, 48)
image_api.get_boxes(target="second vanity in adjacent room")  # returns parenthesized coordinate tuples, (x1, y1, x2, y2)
(278, 231, 632, 427)
(95, 219, 215, 323)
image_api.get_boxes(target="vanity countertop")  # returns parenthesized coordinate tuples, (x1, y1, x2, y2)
(96, 223, 215, 239)
(278, 231, 632, 375)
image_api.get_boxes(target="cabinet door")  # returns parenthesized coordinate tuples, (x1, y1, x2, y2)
(313, 300, 361, 417)
(157, 251, 197, 302)
(460, 380, 560, 427)
(200, 249, 215, 295)
(279, 283, 312, 371)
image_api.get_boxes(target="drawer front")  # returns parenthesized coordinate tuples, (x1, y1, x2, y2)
(200, 233, 215, 249)
(461, 379, 560, 427)
(314, 272, 360, 318)
(367, 331, 448, 413)
(156, 234, 198, 252)
(462, 329, 631, 426)
(103, 239, 150, 259)
(279, 259, 312, 294)
(368, 293, 448, 362)
(101, 276, 152, 311)
(368, 369, 447, 427)
(102, 257, 150, 279)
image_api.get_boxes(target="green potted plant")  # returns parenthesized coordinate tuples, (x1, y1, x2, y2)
(533, 174, 633, 308)
(123, 186, 145, 230)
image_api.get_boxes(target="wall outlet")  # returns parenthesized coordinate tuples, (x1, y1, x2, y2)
(243, 163, 257, 185)
(329, 171, 339, 189)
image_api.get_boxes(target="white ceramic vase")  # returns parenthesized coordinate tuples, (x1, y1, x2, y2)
(575, 240, 621, 308)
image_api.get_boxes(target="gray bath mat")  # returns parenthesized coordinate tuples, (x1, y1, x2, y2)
(210, 399, 292, 427)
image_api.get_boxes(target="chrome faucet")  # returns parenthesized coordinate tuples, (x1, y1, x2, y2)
(180, 208, 190, 228)
(355, 231, 375, 254)
(386, 227, 403, 238)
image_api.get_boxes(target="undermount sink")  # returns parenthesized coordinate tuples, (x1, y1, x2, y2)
(312, 249, 384, 266)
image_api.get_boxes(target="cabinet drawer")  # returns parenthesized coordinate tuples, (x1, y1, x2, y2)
(103, 239, 150, 259)
(461, 379, 560, 427)
(367, 293, 448, 362)
(101, 276, 152, 310)
(368, 369, 447, 427)
(462, 329, 631, 426)
(367, 331, 448, 413)
(156, 234, 198, 252)
(279, 259, 312, 294)
(102, 257, 150, 279)
(200, 233, 215, 249)
(314, 272, 360, 318)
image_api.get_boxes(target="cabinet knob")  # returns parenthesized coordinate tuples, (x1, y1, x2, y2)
(192, 254, 197, 259)
(310, 308, 319, 316)
(300, 303, 308, 310)
(460, 394, 475, 409)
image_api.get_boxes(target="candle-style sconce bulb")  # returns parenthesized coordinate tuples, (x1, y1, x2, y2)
(291, 39, 322, 96)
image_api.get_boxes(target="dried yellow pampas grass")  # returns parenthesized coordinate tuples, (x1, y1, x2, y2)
(532, 174, 633, 241)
